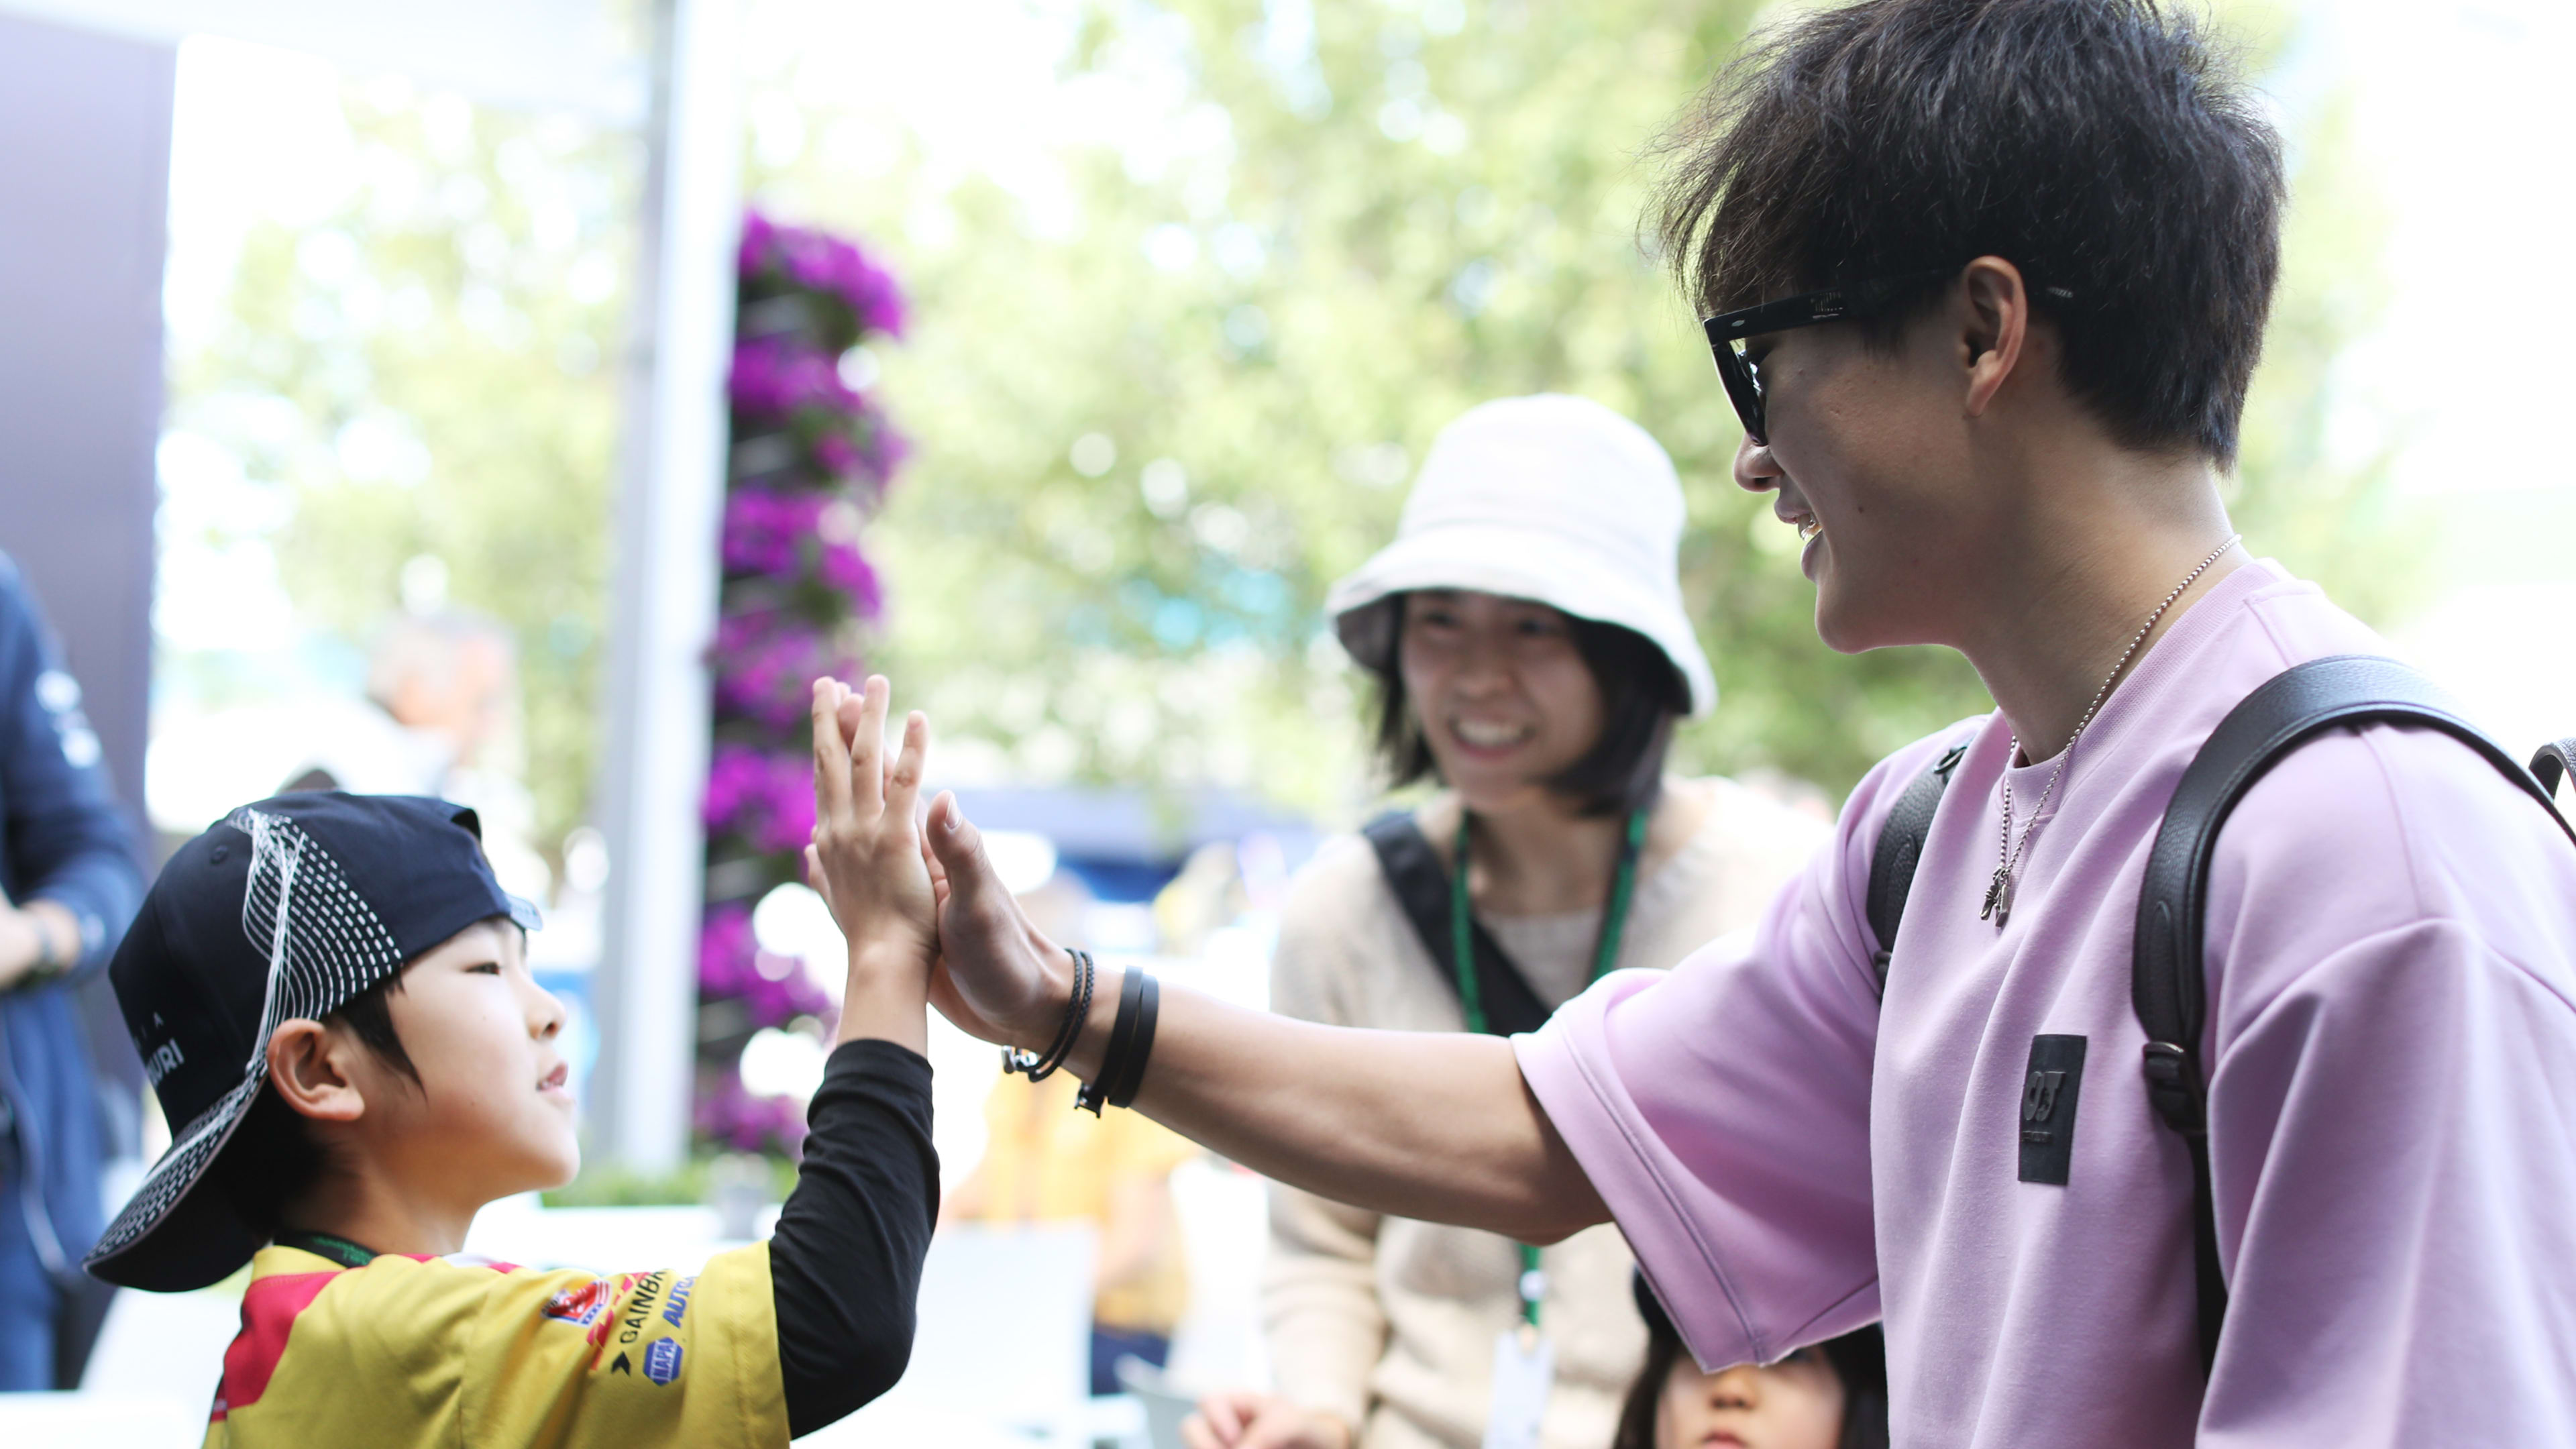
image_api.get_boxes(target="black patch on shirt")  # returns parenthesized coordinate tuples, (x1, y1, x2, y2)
(2017, 1034, 2088, 1185)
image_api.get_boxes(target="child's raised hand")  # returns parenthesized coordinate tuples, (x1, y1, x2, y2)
(804, 677, 938, 1037)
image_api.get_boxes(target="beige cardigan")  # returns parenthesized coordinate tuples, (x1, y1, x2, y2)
(1263, 779, 1825, 1449)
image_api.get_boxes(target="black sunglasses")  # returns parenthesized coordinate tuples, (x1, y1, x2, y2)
(1702, 268, 2076, 445)
(1699, 270, 1951, 446)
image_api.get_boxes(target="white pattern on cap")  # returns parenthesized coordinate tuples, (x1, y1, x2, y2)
(1324, 394, 1717, 716)
(85, 806, 408, 1273)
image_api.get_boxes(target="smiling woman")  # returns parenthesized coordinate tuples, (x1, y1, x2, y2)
(1182, 396, 1827, 1449)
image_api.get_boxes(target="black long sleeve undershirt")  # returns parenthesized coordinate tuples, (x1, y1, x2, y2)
(768, 1038, 940, 1438)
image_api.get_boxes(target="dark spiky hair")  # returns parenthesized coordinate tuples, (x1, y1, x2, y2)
(1654, 0, 2286, 465)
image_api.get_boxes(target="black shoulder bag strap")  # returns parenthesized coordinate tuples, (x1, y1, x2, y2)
(1361, 811, 1554, 1037)
(2133, 653, 2576, 1379)
(1865, 740, 1972, 993)
(2532, 737, 2576, 799)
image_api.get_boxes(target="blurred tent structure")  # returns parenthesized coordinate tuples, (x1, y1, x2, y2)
(0, 0, 640, 115)
(0, 0, 744, 1173)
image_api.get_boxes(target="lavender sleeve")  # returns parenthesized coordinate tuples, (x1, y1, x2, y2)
(1514, 733, 1955, 1371)
(2197, 920, 2576, 1444)
(2194, 729, 2576, 1444)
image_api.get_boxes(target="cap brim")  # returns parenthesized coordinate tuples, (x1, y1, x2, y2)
(85, 1073, 272, 1291)
(1324, 523, 1717, 716)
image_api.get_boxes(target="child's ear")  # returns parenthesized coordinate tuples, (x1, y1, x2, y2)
(268, 1019, 368, 1124)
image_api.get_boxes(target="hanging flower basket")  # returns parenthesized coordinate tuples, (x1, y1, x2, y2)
(697, 209, 910, 1155)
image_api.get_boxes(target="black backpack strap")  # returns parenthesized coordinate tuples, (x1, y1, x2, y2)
(2133, 654, 2575, 1379)
(1865, 740, 1971, 993)
(1360, 812, 1553, 1037)
(2532, 738, 2576, 799)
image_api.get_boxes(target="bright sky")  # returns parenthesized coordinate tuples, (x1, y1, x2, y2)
(156, 0, 2576, 761)
(2303, 0, 2576, 498)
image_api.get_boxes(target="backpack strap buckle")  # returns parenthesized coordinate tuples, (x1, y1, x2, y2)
(2139, 1041, 2207, 1138)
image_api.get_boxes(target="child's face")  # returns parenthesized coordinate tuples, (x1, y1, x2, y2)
(1656, 1346, 1843, 1449)
(358, 920, 579, 1202)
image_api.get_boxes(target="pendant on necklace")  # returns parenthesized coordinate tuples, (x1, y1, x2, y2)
(1980, 867, 2013, 928)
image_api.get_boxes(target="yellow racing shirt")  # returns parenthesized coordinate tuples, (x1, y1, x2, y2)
(202, 1240, 788, 1448)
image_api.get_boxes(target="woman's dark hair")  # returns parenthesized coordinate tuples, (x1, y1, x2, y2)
(212, 971, 421, 1235)
(1614, 1272, 1890, 1449)
(1362, 593, 1689, 818)
(1654, 0, 2284, 466)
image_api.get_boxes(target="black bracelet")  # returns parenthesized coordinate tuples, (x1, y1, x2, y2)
(1026, 947, 1093, 1080)
(1106, 970, 1158, 1110)
(1076, 966, 1146, 1116)
(1003, 947, 1092, 1081)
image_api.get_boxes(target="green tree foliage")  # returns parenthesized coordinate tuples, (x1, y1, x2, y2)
(173, 1, 2414, 847)
(170, 83, 633, 857)
(751, 0, 2416, 812)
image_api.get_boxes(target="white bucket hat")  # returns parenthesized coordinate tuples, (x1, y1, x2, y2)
(1326, 394, 1716, 716)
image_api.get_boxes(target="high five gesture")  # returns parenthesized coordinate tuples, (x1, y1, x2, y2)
(804, 675, 938, 1053)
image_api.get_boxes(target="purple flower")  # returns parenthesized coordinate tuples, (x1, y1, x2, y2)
(704, 743, 820, 854)
(738, 209, 908, 341)
(698, 897, 835, 1034)
(753, 751, 816, 853)
(694, 1072, 814, 1155)
(729, 337, 858, 423)
(737, 210, 779, 280)
(712, 610, 861, 731)
(817, 539, 882, 619)
(720, 489, 824, 578)
(698, 902, 759, 995)
(812, 408, 910, 493)
(704, 745, 769, 835)
(706, 206, 907, 1157)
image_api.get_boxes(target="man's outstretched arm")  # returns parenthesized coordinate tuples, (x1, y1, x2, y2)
(918, 790, 1611, 1244)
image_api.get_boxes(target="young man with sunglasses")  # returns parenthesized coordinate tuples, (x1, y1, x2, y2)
(908, 3, 2576, 1444)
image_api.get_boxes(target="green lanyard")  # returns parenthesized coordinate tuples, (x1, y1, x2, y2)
(1450, 806, 1648, 1328)
(275, 1229, 378, 1269)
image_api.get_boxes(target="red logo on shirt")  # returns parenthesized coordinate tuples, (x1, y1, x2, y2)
(540, 1279, 611, 1341)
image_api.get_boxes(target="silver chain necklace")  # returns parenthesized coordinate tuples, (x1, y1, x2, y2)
(1981, 534, 2239, 929)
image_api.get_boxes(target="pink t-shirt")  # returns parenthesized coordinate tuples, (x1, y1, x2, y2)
(1517, 561, 2576, 1446)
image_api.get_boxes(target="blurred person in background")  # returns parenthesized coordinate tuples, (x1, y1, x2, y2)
(283, 609, 549, 901)
(942, 1066, 1199, 1394)
(1613, 1273, 1886, 1449)
(0, 558, 143, 1389)
(1187, 396, 1823, 1449)
(284, 609, 512, 797)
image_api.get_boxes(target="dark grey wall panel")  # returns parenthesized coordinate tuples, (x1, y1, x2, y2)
(0, 11, 174, 1146)
(0, 9, 172, 821)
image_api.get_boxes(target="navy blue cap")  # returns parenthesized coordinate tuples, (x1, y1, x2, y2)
(86, 792, 539, 1291)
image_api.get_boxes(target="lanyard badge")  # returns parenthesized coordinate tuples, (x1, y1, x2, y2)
(1450, 806, 1646, 1449)
(1483, 1324, 1556, 1449)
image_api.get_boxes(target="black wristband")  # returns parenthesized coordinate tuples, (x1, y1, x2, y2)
(1076, 965, 1146, 1117)
(1106, 970, 1159, 1110)
(1004, 947, 1092, 1082)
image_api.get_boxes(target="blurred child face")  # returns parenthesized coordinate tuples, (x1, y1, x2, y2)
(358, 920, 578, 1202)
(1656, 1347, 1844, 1449)
(1399, 589, 1605, 816)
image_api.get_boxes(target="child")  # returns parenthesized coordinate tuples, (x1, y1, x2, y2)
(1613, 1274, 1886, 1449)
(85, 677, 939, 1447)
